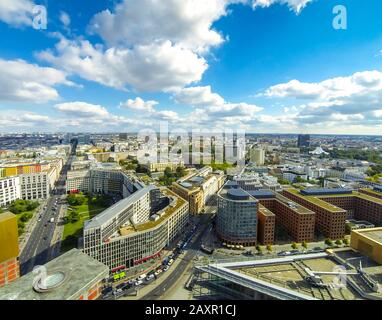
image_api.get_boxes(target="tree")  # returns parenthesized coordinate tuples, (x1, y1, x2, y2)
(335, 239, 343, 246)
(325, 238, 333, 247)
(343, 238, 350, 246)
(256, 245, 263, 254)
(266, 244, 273, 253)
(302, 241, 308, 250)
(291, 242, 298, 250)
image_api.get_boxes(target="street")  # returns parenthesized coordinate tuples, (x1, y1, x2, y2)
(140, 208, 215, 300)
(19, 154, 74, 275)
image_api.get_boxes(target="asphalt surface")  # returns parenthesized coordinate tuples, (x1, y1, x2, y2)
(140, 213, 213, 300)
(19, 154, 74, 275)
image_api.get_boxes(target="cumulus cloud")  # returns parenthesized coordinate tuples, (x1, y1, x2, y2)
(0, 58, 73, 103)
(55, 102, 110, 118)
(263, 70, 382, 131)
(0, 0, 35, 26)
(265, 71, 382, 101)
(251, 0, 313, 13)
(38, 37, 208, 92)
(89, 0, 239, 52)
(120, 97, 159, 112)
(173, 86, 225, 106)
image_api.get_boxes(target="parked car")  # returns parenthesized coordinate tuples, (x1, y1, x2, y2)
(154, 269, 162, 276)
(135, 280, 143, 286)
(138, 274, 146, 280)
(163, 266, 169, 272)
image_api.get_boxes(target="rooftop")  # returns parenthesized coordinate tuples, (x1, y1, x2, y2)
(197, 250, 382, 300)
(0, 249, 109, 300)
(84, 185, 157, 229)
(353, 227, 382, 244)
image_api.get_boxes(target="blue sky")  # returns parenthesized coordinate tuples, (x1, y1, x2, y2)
(1, 0, 382, 134)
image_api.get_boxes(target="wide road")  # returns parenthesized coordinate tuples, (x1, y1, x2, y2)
(140, 212, 213, 300)
(19, 154, 74, 275)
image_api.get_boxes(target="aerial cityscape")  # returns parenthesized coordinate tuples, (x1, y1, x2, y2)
(1, 0, 382, 309)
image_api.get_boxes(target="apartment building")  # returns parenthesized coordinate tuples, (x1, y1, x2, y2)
(172, 166, 225, 214)
(0, 212, 20, 288)
(83, 186, 189, 270)
(0, 177, 21, 207)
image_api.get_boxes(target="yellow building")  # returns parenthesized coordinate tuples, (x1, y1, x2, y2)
(0, 212, 20, 287)
(350, 227, 382, 264)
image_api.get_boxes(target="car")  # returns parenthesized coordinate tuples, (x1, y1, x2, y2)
(135, 280, 143, 286)
(43, 236, 47, 241)
(277, 251, 291, 256)
(167, 259, 174, 266)
(138, 274, 146, 280)
(145, 274, 155, 282)
(154, 270, 162, 276)
(163, 266, 169, 272)
(38, 218, 42, 222)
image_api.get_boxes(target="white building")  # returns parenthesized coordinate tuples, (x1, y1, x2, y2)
(19, 172, 50, 200)
(0, 177, 21, 207)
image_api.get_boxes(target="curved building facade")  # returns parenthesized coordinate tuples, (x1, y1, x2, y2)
(217, 182, 258, 246)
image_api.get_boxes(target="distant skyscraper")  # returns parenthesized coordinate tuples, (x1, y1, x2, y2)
(297, 134, 311, 148)
(119, 133, 128, 141)
(250, 148, 265, 165)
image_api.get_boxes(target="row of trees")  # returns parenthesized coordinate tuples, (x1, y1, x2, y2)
(253, 238, 350, 255)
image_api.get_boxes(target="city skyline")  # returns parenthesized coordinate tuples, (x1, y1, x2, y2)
(1, 0, 382, 134)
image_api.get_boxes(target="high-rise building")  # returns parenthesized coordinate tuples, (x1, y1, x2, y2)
(250, 148, 265, 166)
(0, 212, 20, 288)
(217, 182, 258, 246)
(297, 134, 311, 148)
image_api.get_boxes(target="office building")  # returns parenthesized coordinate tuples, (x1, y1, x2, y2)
(217, 182, 259, 246)
(83, 186, 189, 270)
(283, 188, 382, 240)
(172, 167, 225, 214)
(297, 134, 311, 148)
(350, 227, 382, 264)
(0, 212, 20, 288)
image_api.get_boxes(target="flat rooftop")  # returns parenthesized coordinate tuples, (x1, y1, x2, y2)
(198, 250, 382, 300)
(275, 193, 315, 215)
(0, 249, 109, 300)
(354, 228, 382, 244)
(84, 185, 156, 229)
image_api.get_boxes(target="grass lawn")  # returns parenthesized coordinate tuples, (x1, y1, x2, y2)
(61, 196, 110, 252)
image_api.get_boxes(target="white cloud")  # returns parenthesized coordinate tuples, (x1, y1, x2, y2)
(263, 70, 382, 131)
(265, 71, 382, 101)
(120, 97, 159, 112)
(0, 0, 35, 26)
(251, 0, 313, 13)
(89, 0, 240, 52)
(0, 58, 73, 103)
(55, 102, 110, 118)
(173, 86, 225, 106)
(38, 37, 208, 92)
(59, 11, 71, 27)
